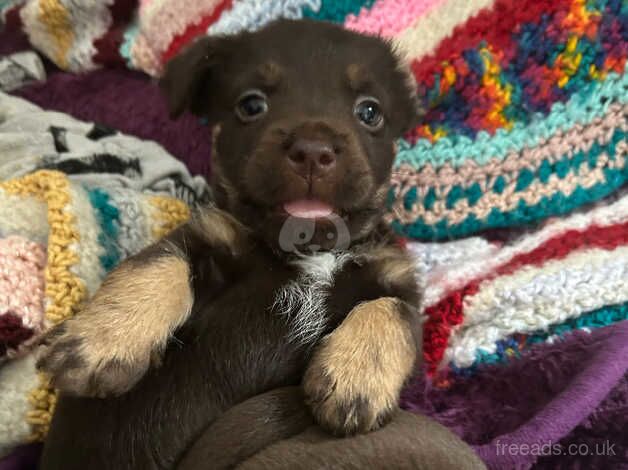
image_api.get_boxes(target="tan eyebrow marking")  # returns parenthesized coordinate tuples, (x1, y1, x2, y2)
(346, 63, 369, 91)
(257, 61, 283, 87)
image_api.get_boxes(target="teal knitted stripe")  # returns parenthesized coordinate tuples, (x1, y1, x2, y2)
(0, 0, 16, 12)
(394, 65, 628, 169)
(302, 0, 376, 22)
(390, 131, 628, 240)
(119, 20, 140, 67)
(471, 303, 628, 368)
(410, 127, 626, 211)
(88, 188, 121, 272)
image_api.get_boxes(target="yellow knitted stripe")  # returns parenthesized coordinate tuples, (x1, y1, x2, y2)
(37, 0, 74, 69)
(148, 195, 191, 238)
(0, 170, 86, 440)
(0, 173, 191, 440)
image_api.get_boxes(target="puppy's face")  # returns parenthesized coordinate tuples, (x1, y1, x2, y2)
(162, 20, 417, 252)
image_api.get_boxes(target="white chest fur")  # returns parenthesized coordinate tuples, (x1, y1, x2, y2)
(273, 252, 352, 345)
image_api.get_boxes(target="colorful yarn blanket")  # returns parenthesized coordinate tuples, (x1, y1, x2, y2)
(1, 1, 627, 468)
(0, 93, 201, 455)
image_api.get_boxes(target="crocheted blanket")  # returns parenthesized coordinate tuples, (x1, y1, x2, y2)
(0, 92, 203, 456)
(1, 1, 627, 468)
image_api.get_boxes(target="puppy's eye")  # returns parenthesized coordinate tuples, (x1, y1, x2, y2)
(354, 96, 384, 130)
(235, 90, 268, 122)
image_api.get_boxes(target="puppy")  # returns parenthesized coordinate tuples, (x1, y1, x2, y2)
(38, 20, 424, 469)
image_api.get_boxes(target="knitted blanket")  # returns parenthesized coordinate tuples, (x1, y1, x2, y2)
(0, 92, 202, 456)
(1, 1, 627, 469)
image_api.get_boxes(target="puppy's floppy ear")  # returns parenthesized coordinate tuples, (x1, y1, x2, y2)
(160, 36, 229, 118)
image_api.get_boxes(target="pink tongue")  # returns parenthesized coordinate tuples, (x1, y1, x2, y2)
(283, 199, 333, 218)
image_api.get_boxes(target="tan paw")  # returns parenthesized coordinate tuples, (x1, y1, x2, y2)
(36, 253, 193, 397)
(303, 297, 416, 436)
(36, 319, 156, 397)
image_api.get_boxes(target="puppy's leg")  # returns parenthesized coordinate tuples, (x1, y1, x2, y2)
(37, 207, 248, 397)
(303, 245, 422, 435)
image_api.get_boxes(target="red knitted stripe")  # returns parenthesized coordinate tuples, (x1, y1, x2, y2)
(423, 220, 628, 374)
(108, 0, 136, 23)
(93, 26, 127, 67)
(410, 0, 572, 86)
(161, 0, 233, 64)
(3, 4, 24, 31)
(0, 311, 33, 357)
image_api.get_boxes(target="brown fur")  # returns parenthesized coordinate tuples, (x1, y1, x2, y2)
(179, 387, 486, 470)
(192, 205, 250, 256)
(257, 61, 283, 88)
(303, 298, 416, 435)
(346, 63, 367, 91)
(363, 245, 417, 289)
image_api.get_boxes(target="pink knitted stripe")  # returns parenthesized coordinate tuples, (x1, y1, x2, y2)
(141, 0, 222, 60)
(345, 0, 446, 37)
(0, 236, 46, 333)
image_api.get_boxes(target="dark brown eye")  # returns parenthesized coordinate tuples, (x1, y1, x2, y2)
(354, 96, 384, 130)
(235, 90, 268, 122)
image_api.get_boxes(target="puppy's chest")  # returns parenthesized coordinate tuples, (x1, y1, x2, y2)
(273, 252, 353, 345)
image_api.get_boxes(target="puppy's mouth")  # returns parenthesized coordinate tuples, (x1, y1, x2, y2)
(282, 199, 335, 219)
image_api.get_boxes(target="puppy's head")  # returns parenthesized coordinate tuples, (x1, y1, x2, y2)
(162, 20, 418, 253)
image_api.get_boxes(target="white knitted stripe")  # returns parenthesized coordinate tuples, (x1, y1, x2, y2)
(422, 192, 628, 307)
(207, 0, 321, 36)
(0, 355, 38, 458)
(443, 245, 628, 368)
(105, 186, 152, 260)
(138, 197, 174, 245)
(66, 184, 106, 297)
(406, 237, 499, 281)
(64, 0, 115, 72)
(392, 0, 495, 61)
(0, 192, 49, 246)
(138, 0, 168, 27)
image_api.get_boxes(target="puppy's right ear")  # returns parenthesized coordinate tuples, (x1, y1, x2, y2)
(160, 37, 229, 119)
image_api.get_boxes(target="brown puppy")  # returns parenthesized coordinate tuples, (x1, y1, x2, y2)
(37, 20, 429, 469)
(178, 387, 486, 470)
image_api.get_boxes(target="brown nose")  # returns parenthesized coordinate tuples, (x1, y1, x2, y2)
(287, 139, 337, 179)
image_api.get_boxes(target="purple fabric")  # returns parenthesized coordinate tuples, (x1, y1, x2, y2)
(401, 321, 628, 469)
(0, 444, 41, 470)
(1, 29, 626, 470)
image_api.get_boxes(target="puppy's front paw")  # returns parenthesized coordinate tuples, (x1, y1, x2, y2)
(37, 319, 155, 398)
(37, 251, 193, 397)
(303, 297, 417, 436)
(303, 354, 396, 436)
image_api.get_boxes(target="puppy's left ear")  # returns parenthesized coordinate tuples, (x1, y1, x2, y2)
(160, 36, 232, 119)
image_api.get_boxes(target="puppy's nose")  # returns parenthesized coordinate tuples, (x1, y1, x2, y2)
(287, 139, 337, 179)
